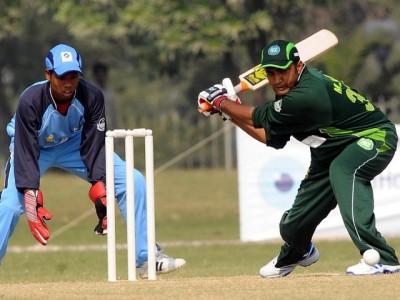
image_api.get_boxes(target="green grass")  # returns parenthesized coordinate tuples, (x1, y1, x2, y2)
(1, 169, 400, 299)
(1, 168, 241, 282)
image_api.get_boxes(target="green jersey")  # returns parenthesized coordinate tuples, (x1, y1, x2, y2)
(252, 66, 397, 168)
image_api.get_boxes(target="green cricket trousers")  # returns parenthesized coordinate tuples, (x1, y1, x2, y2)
(275, 137, 399, 267)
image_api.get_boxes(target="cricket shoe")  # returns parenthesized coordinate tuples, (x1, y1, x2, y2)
(138, 244, 186, 279)
(259, 243, 319, 278)
(346, 259, 400, 275)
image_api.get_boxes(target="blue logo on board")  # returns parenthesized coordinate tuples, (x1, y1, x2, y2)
(257, 156, 306, 210)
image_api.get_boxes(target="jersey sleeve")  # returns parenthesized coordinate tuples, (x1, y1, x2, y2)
(14, 91, 42, 191)
(78, 81, 107, 184)
(252, 103, 291, 149)
(253, 82, 332, 139)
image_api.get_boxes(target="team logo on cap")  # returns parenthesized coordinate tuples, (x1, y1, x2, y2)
(60, 51, 73, 62)
(268, 45, 281, 56)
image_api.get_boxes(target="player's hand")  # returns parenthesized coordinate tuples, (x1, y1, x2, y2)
(24, 189, 53, 246)
(89, 181, 108, 235)
(218, 95, 242, 121)
(198, 83, 241, 121)
(197, 92, 220, 117)
(198, 84, 228, 114)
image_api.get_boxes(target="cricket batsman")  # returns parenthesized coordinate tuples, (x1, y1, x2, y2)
(198, 39, 400, 276)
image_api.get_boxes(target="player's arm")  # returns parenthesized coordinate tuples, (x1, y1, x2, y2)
(78, 81, 109, 235)
(198, 85, 267, 143)
(89, 181, 107, 235)
(79, 81, 107, 185)
(13, 87, 54, 245)
(231, 118, 267, 144)
(219, 101, 267, 143)
(220, 100, 253, 126)
(13, 95, 41, 192)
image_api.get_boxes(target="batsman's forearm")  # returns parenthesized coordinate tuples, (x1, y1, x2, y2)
(221, 101, 267, 143)
(231, 118, 267, 144)
(220, 100, 254, 126)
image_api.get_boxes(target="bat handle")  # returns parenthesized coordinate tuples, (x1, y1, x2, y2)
(222, 78, 237, 100)
(198, 103, 212, 115)
(233, 81, 249, 94)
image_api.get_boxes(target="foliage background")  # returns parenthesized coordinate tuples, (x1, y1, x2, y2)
(1, 0, 400, 169)
(1, 3, 400, 297)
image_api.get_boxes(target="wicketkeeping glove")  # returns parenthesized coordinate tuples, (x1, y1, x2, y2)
(89, 181, 108, 235)
(24, 189, 53, 245)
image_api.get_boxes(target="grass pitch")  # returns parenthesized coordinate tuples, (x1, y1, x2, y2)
(1, 169, 400, 299)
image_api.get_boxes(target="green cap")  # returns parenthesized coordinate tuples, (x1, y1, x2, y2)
(260, 40, 300, 69)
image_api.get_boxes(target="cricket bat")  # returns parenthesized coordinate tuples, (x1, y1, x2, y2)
(199, 29, 338, 112)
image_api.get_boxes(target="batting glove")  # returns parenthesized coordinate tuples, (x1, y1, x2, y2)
(89, 181, 108, 235)
(198, 84, 228, 113)
(198, 84, 241, 120)
(24, 189, 53, 245)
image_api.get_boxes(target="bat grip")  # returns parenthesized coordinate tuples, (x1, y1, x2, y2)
(222, 78, 237, 100)
(234, 84, 242, 94)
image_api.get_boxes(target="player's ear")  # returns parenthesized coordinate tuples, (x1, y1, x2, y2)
(45, 69, 52, 81)
(296, 61, 304, 73)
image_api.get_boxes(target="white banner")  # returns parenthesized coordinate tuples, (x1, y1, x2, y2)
(237, 126, 400, 242)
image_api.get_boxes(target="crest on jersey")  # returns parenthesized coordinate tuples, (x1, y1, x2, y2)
(46, 135, 54, 143)
(357, 138, 374, 150)
(97, 118, 106, 131)
(274, 99, 282, 112)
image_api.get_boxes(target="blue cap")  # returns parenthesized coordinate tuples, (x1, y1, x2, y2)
(45, 44, 83, 77)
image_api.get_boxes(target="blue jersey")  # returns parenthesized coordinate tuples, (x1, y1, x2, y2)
(8, 78, 107, 191)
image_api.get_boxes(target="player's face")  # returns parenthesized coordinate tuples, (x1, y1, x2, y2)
(265, 62, 304, 96)
(45, 70, 80, 104)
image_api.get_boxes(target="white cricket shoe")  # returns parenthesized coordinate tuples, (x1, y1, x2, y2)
(259, 243, 319, 278)
(384, 264, 400, 273)
(138, 244, 186, 279)
(346, 259, 400, 275)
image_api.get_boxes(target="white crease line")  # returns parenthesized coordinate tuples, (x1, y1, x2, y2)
(7, 239, 269, 253)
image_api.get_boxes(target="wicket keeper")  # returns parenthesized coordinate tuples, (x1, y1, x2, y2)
(0, 44, 185, 278)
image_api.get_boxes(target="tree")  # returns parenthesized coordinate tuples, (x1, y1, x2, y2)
(0, 0, 73, 165)
(1, 0, 399, 168)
